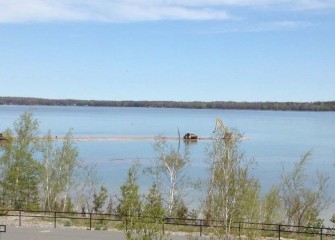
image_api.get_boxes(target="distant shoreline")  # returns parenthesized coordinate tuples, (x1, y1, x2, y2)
(0, 96, 334, 111)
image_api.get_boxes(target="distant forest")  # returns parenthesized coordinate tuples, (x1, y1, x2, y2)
(1, 96, 335, 111)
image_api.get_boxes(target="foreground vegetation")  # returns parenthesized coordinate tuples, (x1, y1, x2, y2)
(1, 96, 335, 111)
(0, 111, 334, 239)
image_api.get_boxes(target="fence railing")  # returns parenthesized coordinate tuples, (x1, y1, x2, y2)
(1, 209, 335, 239)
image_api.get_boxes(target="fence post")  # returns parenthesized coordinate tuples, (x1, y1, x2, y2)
(89, 213, 92, 230)
(54, 212, 57, 228)
(320, 227, 323, 240)
(126, 217, 128, 232)
(239, 222, 241, 239)
(19, 210, 21, 227)
(278, 224, 281, 240)
(162, 218, 165, 234)
(200, 219, 203, 237)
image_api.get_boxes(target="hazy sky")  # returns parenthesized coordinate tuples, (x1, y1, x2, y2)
(0, 0, 334, 102)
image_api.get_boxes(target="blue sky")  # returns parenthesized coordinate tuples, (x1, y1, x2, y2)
(0, 1, 334, 102)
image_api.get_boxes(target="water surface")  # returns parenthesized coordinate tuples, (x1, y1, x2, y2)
(1, 105, 335, 215)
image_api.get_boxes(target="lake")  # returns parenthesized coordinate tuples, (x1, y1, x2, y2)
(1, 105, 335, 217)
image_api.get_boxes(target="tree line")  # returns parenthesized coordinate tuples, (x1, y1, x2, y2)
(0, 112, 334, 240)
(1, 96, 335, 111)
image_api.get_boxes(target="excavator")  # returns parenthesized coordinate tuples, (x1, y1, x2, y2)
(212, 117, 233, 142)
(183, 118, 231, 141)
(0, 133, 9, 142)
(183, 133, 198, 140)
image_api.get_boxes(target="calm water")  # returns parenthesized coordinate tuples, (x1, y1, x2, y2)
(1, 105, 335, 214)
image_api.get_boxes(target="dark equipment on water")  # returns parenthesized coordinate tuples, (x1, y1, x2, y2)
(183, 133, 198, 140)
(0, 133, 9, 142)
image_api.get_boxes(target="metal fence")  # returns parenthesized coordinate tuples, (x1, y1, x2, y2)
(1, 209, 335, 239)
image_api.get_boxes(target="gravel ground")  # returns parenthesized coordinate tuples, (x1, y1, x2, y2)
(0, 226, 125, 240)
(0, 226, 213, 240)
(0, 216, 292, 240)
(0, 216, 208, 240)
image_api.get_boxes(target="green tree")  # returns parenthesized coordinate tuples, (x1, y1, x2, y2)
(203, 121, 260, 239)
(330, 214, 335, 226)
(58, 129, 78, 211)
(141, 183, 165, 240)
(40, 129, 78, 211)
(106, 194, 115, 215)
(40, 130, 58, 211)
(93, 186, 108, 213)
(280, 151, 331, 226)
(0, 111, 41, 210)
(118, 167, 166, 240)
(76, 163, 100, 213)
(262, 185, 282, 224)
(117, 162, 142, 240)
(146, 138, 193, 217)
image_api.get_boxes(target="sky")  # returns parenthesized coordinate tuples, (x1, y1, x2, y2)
(0, 0, 334, 102)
